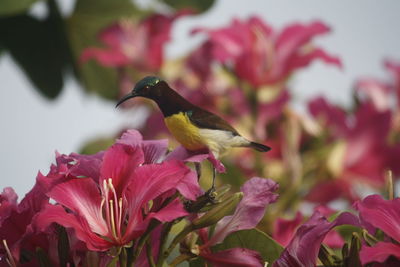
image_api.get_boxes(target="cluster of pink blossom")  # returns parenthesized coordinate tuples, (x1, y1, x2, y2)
(2, 11, 400, 267)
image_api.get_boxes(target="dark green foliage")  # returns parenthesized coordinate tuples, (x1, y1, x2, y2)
(0, 0, 42, 16)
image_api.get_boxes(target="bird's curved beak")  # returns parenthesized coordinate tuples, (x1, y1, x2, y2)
(115, 92, 138, 108)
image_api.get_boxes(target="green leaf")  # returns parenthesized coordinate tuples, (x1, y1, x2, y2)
(0, 14, 64, 99)
(161, 0, 215, 14)
(0, 0, 42, 17)
(212, 229, 284, 265)
(67, 0, 142, 99)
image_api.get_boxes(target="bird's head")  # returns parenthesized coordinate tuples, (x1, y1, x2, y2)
(116, 76, 164, 107)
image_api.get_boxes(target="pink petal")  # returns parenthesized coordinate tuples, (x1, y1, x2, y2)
(100, 143, 144, 196)
(276, 21, 330, 64)
(308, 97, 348, 137)
(149, 198, 188, 222)
(0, 187, 18, 224)
(116, 129, 143, 146)
(306, 179, 358, 204)
(360, 242, 400, 265)
(354, 194, 400, 243)
(355, 78, 392, 111)
(116, 129, 168, 163)
(0, 187, 18, 205)
(47, 178, 108, 236)
(323, 230, 344, 249)
(175, 170, 202, 201)
(273, 212, 303, 247)
(273, 211, 360, 267)
(287, 47, 342, 72)
(209, 178, 278, 245)
(124, 161, 199, 239)
(141, 140, 168, 163)
(200, 248, 263, 267)
(56, 151, 104, 182)
(34, 204, 111, 251)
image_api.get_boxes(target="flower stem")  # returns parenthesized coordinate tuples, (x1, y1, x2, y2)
(146, 240, 156, 267)
(159, 226, 193, 266)
(155, 221, 174, 266)
(119, 247, 127, 267)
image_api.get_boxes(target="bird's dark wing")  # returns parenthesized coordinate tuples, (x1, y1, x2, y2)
(186, 109, 239, 135)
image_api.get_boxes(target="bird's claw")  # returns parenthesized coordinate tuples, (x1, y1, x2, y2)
(205, 187, 217, 204)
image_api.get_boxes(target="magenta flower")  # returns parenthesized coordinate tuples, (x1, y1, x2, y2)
(273, 211, 359, 267)
(197, 177, 279, 267)
(354, 195, 400, 265)
(194, 17, 341, 87)
(35, 130, 201, 251)
(0, 183, 51, 265)
(81, 13, 183, 71)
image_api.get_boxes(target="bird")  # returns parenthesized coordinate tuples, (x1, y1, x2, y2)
(116, 76, 271, 193)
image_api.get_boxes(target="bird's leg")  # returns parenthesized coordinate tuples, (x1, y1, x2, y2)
(194, 162, 201, 180)
(205, 167, 217, 202)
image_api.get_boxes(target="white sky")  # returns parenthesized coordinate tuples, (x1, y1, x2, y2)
(1, 0, 400, 197)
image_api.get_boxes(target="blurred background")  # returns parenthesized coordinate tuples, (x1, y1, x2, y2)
(1, 0, 400, 202)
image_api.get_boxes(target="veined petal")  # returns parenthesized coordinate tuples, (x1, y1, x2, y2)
(124, 161, 198, 239)
(209, 178, 278, 245)
(47, 178, 108, 236)
(142, 140, 168, 163)
(116, 129, 143, 146)
(354, 194, 400, 243)
(34, 204, 111, 251)
(360, 242, 400, 264)
(200, 248, 263, 267)
(100, 143, 144, 196)
(117, 129, 168, 163)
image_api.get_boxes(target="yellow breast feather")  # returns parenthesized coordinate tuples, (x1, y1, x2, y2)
(164, 112, 206, 151)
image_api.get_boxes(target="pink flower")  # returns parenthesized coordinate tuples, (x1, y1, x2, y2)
(273, 207, 345, 248)
(273, 212, 303, 247)
(307, 97, 396, 203)
(81, 13, 183, 71)
(198, 177, 279, 267)
(273, 211, 359, 267)
(195, 17, 342, 87)
(354, 195, 400, 265)
(35, 130, 201, 251)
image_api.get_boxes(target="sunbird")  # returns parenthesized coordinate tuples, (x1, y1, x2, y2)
(116, 76, 271, 192)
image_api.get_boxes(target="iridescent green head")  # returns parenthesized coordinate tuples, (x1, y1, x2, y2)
(116, 76, 164, 107)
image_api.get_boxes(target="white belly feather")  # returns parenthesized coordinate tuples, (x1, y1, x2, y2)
(198, 129, 250, 158)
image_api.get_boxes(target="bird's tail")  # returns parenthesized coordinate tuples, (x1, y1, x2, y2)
(249, 142, 271, 152)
